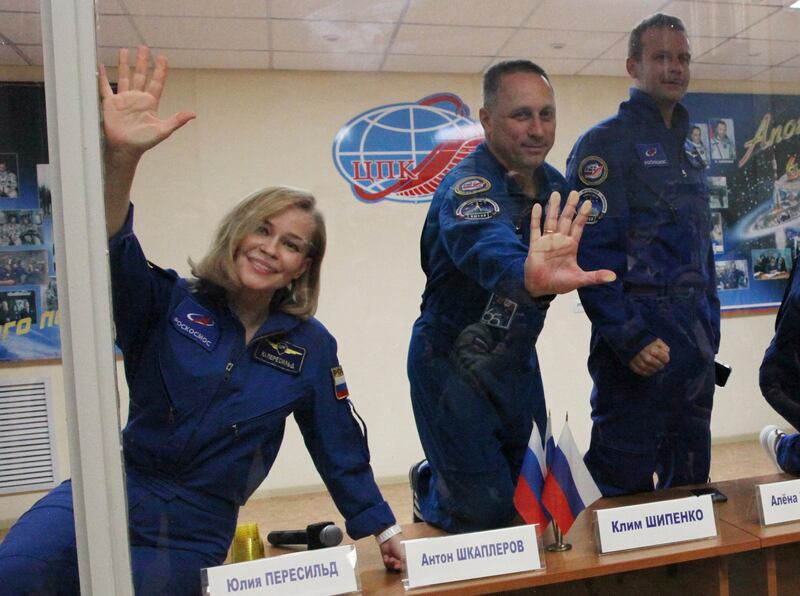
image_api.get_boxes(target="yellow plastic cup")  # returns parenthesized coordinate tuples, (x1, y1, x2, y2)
(230, 523, 265, 562)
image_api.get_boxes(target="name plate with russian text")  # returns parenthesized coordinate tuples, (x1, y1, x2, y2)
(203, 544, 358, 595)
(595, 495, 717, 554)
(757, 478, 800, 526)
(402, 524, 543, 590)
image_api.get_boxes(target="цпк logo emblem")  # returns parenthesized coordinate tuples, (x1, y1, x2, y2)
(332, 93, 482, 204)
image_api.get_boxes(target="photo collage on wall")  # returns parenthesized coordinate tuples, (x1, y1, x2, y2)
(0, 83, 59, 361)
(683, 92, 800, 311)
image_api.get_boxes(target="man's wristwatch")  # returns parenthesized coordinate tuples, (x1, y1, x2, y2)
(375, 524, 403, 544)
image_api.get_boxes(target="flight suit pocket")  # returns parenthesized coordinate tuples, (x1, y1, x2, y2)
(225, 385, 310, 438)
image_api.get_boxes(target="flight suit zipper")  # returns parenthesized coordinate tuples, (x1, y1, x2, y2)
(224, 361, 234, 381)
(654, 135, 685, 222)
(157, 365, 177, 425)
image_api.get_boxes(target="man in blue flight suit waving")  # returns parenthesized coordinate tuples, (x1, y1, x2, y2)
(567, 14, 720, 497)
(408, 60, 615, 533)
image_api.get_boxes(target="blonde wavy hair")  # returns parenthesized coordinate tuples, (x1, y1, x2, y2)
(190, 186, 326, 319)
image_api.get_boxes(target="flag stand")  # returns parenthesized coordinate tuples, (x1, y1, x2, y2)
(546, 521, 572, 552)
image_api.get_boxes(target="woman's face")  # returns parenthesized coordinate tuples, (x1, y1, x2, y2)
(233, 207, 315, 299)
(691, 128, 701, 144)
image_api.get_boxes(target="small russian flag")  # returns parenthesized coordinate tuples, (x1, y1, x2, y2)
(331, 366, 349, 400)
(541, 421, 602, 536)
(513, 420, 551, 535)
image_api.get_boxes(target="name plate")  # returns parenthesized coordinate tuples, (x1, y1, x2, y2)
(595, 495, 717, 554)
(203, 544, 358, 595)
(402, 524, 543, 590)
(757, 478, 800, 526)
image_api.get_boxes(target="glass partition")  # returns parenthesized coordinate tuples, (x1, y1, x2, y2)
(2, 0, 800, 591)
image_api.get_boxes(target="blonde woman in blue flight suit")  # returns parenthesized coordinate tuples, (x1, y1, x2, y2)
(0, 47, 402, 594)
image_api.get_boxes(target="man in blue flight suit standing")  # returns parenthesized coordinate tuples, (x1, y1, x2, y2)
(408, 60, 615, 533)
(760, 259, 800, 473)
(567, 14, 720, 497)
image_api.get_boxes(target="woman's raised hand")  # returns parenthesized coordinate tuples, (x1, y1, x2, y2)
(99, 46, 195, 160)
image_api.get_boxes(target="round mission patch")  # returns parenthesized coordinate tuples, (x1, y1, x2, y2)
(578, 156, 608, 186)
(455, 197, 500, 220)
(454, 176, 492, 196)
(578, 188, 607, 224)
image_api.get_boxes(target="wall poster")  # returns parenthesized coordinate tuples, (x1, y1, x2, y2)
(0, 83, 59, 361)
(683, 92, 800, 312)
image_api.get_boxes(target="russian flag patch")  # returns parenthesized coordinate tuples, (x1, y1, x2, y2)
(331, 366, 349, 400)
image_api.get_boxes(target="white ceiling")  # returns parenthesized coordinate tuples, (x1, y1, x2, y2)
(1, 0, 800, 80)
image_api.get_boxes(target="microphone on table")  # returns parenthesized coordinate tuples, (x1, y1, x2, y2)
(266, 521, 343, 550)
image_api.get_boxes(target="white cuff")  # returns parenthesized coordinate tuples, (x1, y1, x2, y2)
(375, 524, 402, 544)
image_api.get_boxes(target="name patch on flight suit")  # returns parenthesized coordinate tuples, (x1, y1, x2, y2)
(454, 176, 492, 196)
(636, 143, 669, 167)
(481, 294, 517, 329)
(331, 366, 349, 400)
(456, 197, 500, 220)
(170, 298, 219, 351)
(578, 188, 607, 224)
(254, 338, 306, 374)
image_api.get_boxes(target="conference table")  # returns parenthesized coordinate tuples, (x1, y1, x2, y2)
(710, 473, 800, 595)
(259, 473, 800, 595)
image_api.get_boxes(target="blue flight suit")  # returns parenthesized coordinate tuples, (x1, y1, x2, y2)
(0, 206, 394, 595)
(760, 260, 800, 472)
(567, 89, 720, 497)
(408, 142, 562, 533)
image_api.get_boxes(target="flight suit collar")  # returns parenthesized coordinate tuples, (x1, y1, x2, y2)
(252, 310, 303, 340)
(624, 87, 691, 138)
(475, 141, 557, 201)
(191, 281, 302, 341)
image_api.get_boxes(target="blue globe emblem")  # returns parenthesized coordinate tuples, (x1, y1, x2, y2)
(332, 93, 483, 204)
